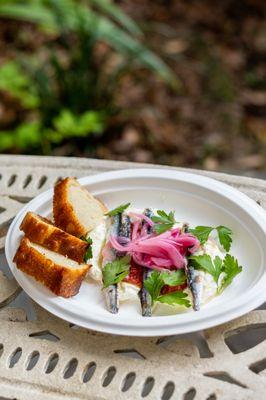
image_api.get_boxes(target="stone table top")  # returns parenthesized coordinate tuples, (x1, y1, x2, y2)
(0, 154, 265, 400)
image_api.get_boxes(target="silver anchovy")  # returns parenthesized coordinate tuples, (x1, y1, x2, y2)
(119, 213, 131, 245)
(183, 223, 203, 311)
(103, 214, 120, 314)
(139, 208, 153, 317)
(104, 213, 131, 314)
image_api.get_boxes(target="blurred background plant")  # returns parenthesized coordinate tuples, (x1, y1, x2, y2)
(0, 0, 177, 153)
(0, 0, 265, 175)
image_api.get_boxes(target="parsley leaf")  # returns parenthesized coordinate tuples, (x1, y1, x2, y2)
(143, 270, 189, 307)
(188, 226, 213, 245)
(218, 254, 242, 293)
(189, 225, 233, 251)
(190, 253, 242, 292)
(190, 254, 223, 284)
(102, 255, 131, 288)
(143, 271, 164, 303)
(157, 291, 191, 307)
(105, 203, 131, 217)
(161, 270, 186, 286)
(216, 226, 232, 252)
(151, 210, 177, 234)
(80, 236, 93, 262)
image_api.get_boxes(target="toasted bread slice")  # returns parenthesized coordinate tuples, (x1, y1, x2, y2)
(20, 212, 89, 263)
(14, 237, 89, 298)
(53, 177, 107, 237)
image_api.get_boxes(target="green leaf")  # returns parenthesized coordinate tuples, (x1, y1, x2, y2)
(0, 121, 42, 152)
(189, 225, 233, 251)
(105, 203, 131, 217)
(102, 255, 131, 287)
(153, 223, 175, 234)
(0, 1, 179, 87)
(157, 291, 191, 307)
(51, 109, 105, 140)
(161, 270, 186, 286)
(152, 210, 177, 234)
(190, 254, 223, 284)
(143, 270, 187, 305)
(143, 271, 164, 303)
(219, 254, 242, 293)
(213, 256, 223, 284)
(80, 236, 93, 262)
(216, 226, 232, 252)
(0, 3, 56, 30)
(188, 226, 213, 245)
(89, 0, 142, 36)
(0, 61, 39, 108)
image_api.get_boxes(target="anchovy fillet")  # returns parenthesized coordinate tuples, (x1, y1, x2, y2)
(139, 208, 153, 317)
(119, 213, 131, 238)
(103, 214, 120, 314)
(104, 213, 131, 314)
(185, 265, 203, 311)
(183, 223, 203, 311)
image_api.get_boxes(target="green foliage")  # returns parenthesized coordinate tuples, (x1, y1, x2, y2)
(216, 226, 232, 252)
(189, 226, 213, 245)
(0, 0, 177, 85)
(80, 236, 93, 262)
(218, 254, 242, 293)
(189, 225, 232, 251)
(160, 270, 186, 286)
(0, 122, 42, 151)
(102, 255, 131, 288)
(49, 110, 106, 142)
(151, 210, 177, 234)
(190, 254, 223, 285)
(0, 0, 177, 153)
(143, 271, 164, 303)
(190, 253, 243, 293)
(105, 203, 131, 217)
(157, 291, 191, 308)
(0, 62, 39, 108)
(143, 270, 188, 307)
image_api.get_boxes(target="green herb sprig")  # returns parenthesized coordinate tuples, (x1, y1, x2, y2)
(102, 255, 131, 288)
(105, 203, 131, 217)
(151, 210, 177, 234)
(189, 253, 242, 292)
(189, 225, 232, 251)
(219, 254, 242, 293)
(80, 236, 93, 262)
(143, 270, 190, 307)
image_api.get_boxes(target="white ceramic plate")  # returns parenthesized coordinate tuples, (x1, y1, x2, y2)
(5, 169, 266, 336)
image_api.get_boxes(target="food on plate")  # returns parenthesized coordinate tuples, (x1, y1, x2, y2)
(102, 212, 133, 313)
(53, 177, 107, 237)
(139, 208, 154, 317)
(13, 177, 243, 314)
(14, 237, 89, 297)
(100, 206, 242, 315)
(20, 212, 90, 263)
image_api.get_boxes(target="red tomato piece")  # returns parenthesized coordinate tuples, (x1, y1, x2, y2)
(161, 282, 187, 295)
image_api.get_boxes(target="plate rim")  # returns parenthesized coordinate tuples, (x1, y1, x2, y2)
(5, 168, 266, 336)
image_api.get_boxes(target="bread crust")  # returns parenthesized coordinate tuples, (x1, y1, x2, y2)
(20, 212, 88, 263)
(13, 237, 89, 298)
(53, 177, 107, 237)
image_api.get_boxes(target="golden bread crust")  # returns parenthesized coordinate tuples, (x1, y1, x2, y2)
(13, 237, 89, 298)
(53, 177, 107, 237)
(20, 212, 88, 263)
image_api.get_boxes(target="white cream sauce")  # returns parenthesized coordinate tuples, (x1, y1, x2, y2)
(86, 218, 107, 282)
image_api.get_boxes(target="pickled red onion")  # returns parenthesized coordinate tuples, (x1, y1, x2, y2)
(108, 225, 200, 270)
